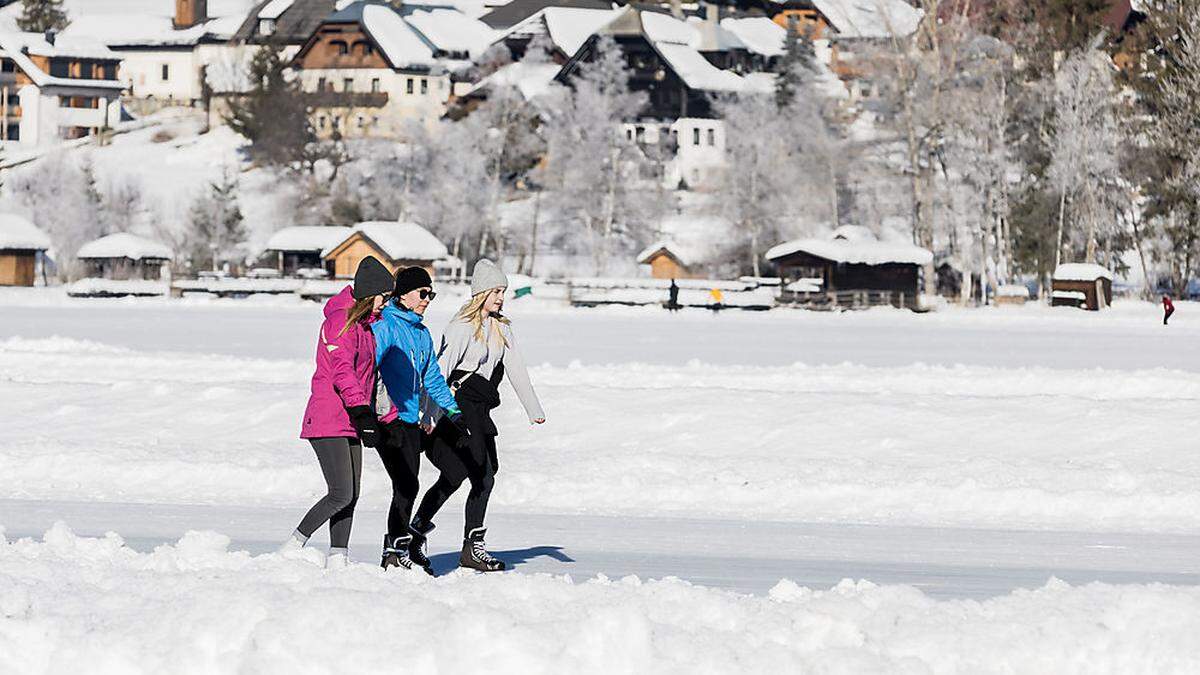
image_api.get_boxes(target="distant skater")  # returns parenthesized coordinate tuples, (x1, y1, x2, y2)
(412, 259, 546, 573)
(1163, 295, 1175, 326)
(282, 256, 395, 568)
(667, 278, 680, 312)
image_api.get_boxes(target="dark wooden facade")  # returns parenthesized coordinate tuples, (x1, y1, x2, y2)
(773, 249, 921, 309)
(1051, 278, 1113, 311)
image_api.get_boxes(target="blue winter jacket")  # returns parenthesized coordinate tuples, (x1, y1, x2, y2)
(372, 303, 460, 424)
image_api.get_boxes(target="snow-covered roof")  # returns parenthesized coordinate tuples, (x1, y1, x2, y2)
(467, 60, 561, 99)
(1053, 263, 1113, 282)
(637, 239, 702, 267)
(265, 226, 354, 252)
(652, 42, 744, 92)
(324, 222, 449, 261)
(811, 0, 923, 39)
(259, 0, 296, 20)
(766, 227, 934, 266)
(361, 3, 437, 69)
(543, 7, 623, 57)
(720, 17, 783, 57)
(404, 8, 497, 58)
(0, 32, 125, 90)
(0, 213, 51, 251)
(77, 233, 173, 261)
(641, 11, 697, 47)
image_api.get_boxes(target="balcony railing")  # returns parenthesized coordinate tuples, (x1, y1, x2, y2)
(303, 91, 389, 108)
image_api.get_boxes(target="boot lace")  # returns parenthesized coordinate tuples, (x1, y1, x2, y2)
(471, 539, 498, 564)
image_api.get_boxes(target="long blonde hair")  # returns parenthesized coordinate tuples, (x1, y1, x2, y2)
(456, 287, 510, 347)
(339, 296, 378, 337)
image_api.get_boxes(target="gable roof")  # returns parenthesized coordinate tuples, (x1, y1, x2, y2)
(323, 222, 449, 261)
(360, 3, 437, 68)
(0, 213, 51, 251)
(265, 225, 354, 252)
(767, 226, 933, 266)
(810, 0, 923, 39)
(233, 0, 336, 44)
(0, 31, 125, 90)
(480, 0, 613, 30)
(76, 233, 172, 261)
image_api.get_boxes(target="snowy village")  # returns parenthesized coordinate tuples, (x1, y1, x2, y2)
(2, 0, 1200, 672)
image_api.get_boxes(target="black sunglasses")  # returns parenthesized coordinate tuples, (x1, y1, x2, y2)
(418, 289, 437, 301)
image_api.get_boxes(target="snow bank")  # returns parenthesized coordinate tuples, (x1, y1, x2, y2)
(1, 523, 1199, 673)
(6, 336, 1200, 532)
(0, 213, 50, 251)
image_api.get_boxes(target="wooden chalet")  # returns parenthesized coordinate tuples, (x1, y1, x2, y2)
(322, 221, 449, 278)
(0, 214, 51, 287)
(1051, 263, 1112, 311)
(767, 225, 932, 310)
(637, 240, 700, 280)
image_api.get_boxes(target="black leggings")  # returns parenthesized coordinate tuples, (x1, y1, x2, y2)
(415, 430, 497, 538)
(376, 422, 422, 538)
(297, 437, 362, 548)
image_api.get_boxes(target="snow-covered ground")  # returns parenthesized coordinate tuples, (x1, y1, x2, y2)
(2, 290, 1199, 671)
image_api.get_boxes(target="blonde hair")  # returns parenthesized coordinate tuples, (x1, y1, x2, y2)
(340, 296, 378, 337)
(456, 287, 510, 347)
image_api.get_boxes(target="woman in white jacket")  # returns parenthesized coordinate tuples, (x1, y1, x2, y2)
(410, 259, 545, 572)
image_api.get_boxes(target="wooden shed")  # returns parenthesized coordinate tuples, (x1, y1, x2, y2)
(766, 226, 933, 310)
(262, 226, 352, 276)
(322, 221, 449, 279)
(76, 233, 172, 280)
(1051, 263, 1112, 311)
(0, 213, 51, 287)
(636, 240, 700, 280)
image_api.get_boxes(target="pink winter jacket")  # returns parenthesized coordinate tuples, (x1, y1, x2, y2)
(300, 286, 396, 439)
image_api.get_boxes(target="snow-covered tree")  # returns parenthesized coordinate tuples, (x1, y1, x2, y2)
(1046, 43, 1121, 268)
(183, 169, 246, 272)
(6, 153, 101, 279)
(539, 36, 652, 274)
(17, 0, 69, 33)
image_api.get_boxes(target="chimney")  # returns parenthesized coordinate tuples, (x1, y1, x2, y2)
(44, 30, 56, 46)
(175, 0, 209, 30)
(705, 2, 718, 25)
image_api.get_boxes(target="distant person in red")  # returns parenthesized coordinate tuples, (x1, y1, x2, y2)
(1163, 295, 1175, 326)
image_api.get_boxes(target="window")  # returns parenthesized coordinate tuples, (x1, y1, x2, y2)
(343, 78, 353, 92)
(318, 77, 327, 92)
(406, 78, 414, 94)
(635, 126, 645, 142)
(370, 78, 380, 93)
(50, 59, 69, 77)
(1, 60, 14, 73)
(258, 19, 276, 36)
(102, 63, 117, 80)
(355, 42, 373, 56)
(420, 78, 428, 95)
(333, 40, 349, 55)
(357, 115, 365, 128)
(78, 62, 95, 79)
(626, 128, 633, 141)
(318, 116, 326, 129)
(692, 128, 700, 146)
(706, 128, 714, 147)
(161, 64, 170, 81)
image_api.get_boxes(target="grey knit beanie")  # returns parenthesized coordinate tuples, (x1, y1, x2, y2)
(470, 258, 508, 295)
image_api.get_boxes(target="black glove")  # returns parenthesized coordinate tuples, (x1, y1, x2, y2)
(446, 411, 471, 445)
(347, 406, 380, 448)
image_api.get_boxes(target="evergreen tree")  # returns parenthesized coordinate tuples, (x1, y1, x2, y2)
(225, 46, 313, 170)
(17, 0, 69, 33)
(775, 18, 817, 110)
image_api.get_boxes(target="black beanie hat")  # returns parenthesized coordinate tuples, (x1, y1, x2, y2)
(393, 266, 433, 297)
(352, 256, 394, 299)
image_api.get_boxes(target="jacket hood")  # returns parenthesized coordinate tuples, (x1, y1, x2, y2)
(382, 302, 424, 326)
(324, 286, 356, 319)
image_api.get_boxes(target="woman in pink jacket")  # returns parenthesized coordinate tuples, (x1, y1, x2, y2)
(281, 256, 395, 568)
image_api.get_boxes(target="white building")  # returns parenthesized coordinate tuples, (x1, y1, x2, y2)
(0, 31, 124, 146)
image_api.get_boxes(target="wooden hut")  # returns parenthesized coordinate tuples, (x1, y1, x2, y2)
(637, 241, 700, 280)
(766, 225, 933, 310)
(262, 226, 352, 276)
(0, 213, 51, 286)
(322, 222, 449, 279)
(1051, 263, 1112, 311)
(76, 233, 172, 280)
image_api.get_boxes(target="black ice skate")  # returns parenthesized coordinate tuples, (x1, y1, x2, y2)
(459, 527, 506, 572)
(408, 517, 436, 575)
(381, 534, 417, 571)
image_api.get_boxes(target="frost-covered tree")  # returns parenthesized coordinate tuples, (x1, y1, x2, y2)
(413, 122, 490, 268)
(17, 0, 69, 32)
(539, 35, 651, 274)
(183, 169, 246, 272)
(6, 153, 102, 279)
(104, 175, 147, 234)
(1046, 43, 1121, 268)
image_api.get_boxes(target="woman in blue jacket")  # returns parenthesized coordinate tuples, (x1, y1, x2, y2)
(371, 266, 468, 573)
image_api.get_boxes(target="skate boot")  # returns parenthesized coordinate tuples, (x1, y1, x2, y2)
(408, 517, 436, 576)
(459, 527, 505, 572)
(326, 547, 349, 570)
(381, 534, 417, 571)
